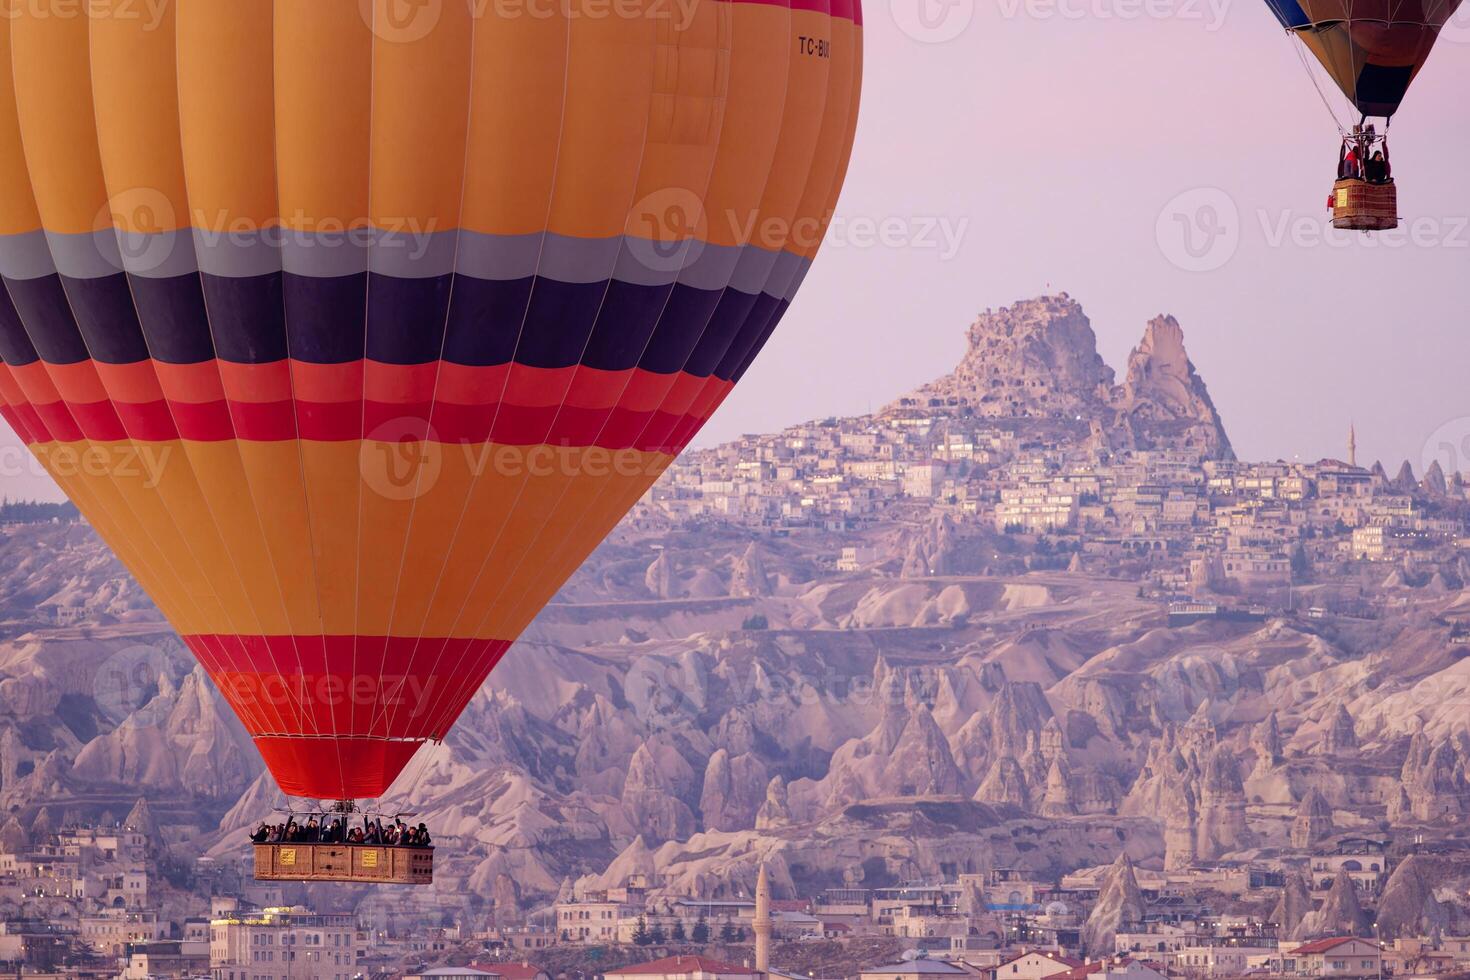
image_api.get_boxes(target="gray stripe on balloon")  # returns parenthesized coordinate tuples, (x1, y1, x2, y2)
(0, 227, 811, 296)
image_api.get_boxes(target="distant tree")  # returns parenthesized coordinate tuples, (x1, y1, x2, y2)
(741, 614, 769, 631)
(719, 921, 737, 943)
(650, 924, 667, 945)
(733, 926, 746, 942)
(1290, 542, 1311, 579)
(633, 916, 652, 946)
(671, 920, 687, 942)
(692, 917, 710, 943)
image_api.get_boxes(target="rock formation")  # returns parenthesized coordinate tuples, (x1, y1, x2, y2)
(1271, 872, 1314, 940)
(1396, 734, 1467, 823)
(1040, 756, 1076, 817)
(1297, 868, 1372, 940)
(1083, 852, 1148, 956)
(1290, 788, 1335, 849)
(755, 776, 792, 830)
(886, 296, 1231, 458)
(617, 743, 696, 843)
(699, 749, 770, 832)
(1375, 856, 1459, 942)
(1112, 315, 1234, 459)
(729, 544, 773, 598)
(976, 756, 1032, 811)
(1195, 746, 1252, 860)
(1324, 704, 1359, 754)
(645, 551, 674, 599)
(894, 294, 1114, 420)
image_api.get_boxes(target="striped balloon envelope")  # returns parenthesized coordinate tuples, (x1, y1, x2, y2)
(1264, 0, 1462, 117)
(0, 0, 861, 799)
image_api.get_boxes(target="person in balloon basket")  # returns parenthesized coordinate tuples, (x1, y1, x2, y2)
(1365, 150, 1390, 185)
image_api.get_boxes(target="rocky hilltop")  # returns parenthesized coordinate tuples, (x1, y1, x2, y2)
(2, 291, 1468, 932)
(892, 295, 1234, 459)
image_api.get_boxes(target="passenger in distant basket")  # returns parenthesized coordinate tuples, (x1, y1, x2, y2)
(1365, 150, 1390, 184)
(250, 823, 270, 844)
(304, 816, 320, 842)
(416, 824, 432, 847)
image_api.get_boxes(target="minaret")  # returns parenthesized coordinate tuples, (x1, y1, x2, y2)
(1348, 421, 1357, 467)
(754, 864, 772, 974)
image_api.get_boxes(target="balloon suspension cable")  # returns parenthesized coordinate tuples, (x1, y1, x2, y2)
(1289, 34, 1352, 137)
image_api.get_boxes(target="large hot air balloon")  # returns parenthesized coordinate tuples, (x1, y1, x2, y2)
(0, 0, 861, 812)
(1263, 0, 1461, 229)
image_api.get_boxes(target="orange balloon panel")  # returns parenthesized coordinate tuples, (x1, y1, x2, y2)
(0, 0, 862, 799)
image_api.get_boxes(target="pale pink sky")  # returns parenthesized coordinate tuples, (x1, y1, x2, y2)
(3, 8, 1468, 499)
(715, 0, 1470, 476)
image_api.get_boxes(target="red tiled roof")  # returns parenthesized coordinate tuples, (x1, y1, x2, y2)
(607, 956, 760, 977)
(999, 952, 1085, 970)
(469, 964, 545, 980)
(1041, 958, 1142, 980)
(1041, 961, 1106, 980)
(825, 922, 852, 933)
(1291, 937, 1375, 956)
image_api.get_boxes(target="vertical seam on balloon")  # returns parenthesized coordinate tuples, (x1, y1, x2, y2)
(3, 13, 229, 718)
(418, 0, 747, 733)
(348, 0, 382, 786)
(371, 1, 480, 761)
(77, 6, 281, 739)
(402, 3, 671, 739)
(452, 0, 828, 682)
(363, 1, 580, 743)
(0, 278, 199, 646)
(266, 0, 350, 804)
(167, 1, 321, 745)
(505, 0, 852, 643)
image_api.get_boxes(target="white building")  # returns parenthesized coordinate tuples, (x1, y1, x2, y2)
(209, 905, 363, 980)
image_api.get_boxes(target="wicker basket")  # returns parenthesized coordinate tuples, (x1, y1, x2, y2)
(254, 842, 434, 884)
(1331, 179, 1398, 231)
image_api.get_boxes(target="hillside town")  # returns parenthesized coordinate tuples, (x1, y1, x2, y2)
(4, 803, 1470, 980)
(636, 298, 1467, 617)
(2, 296, 1469, 980)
